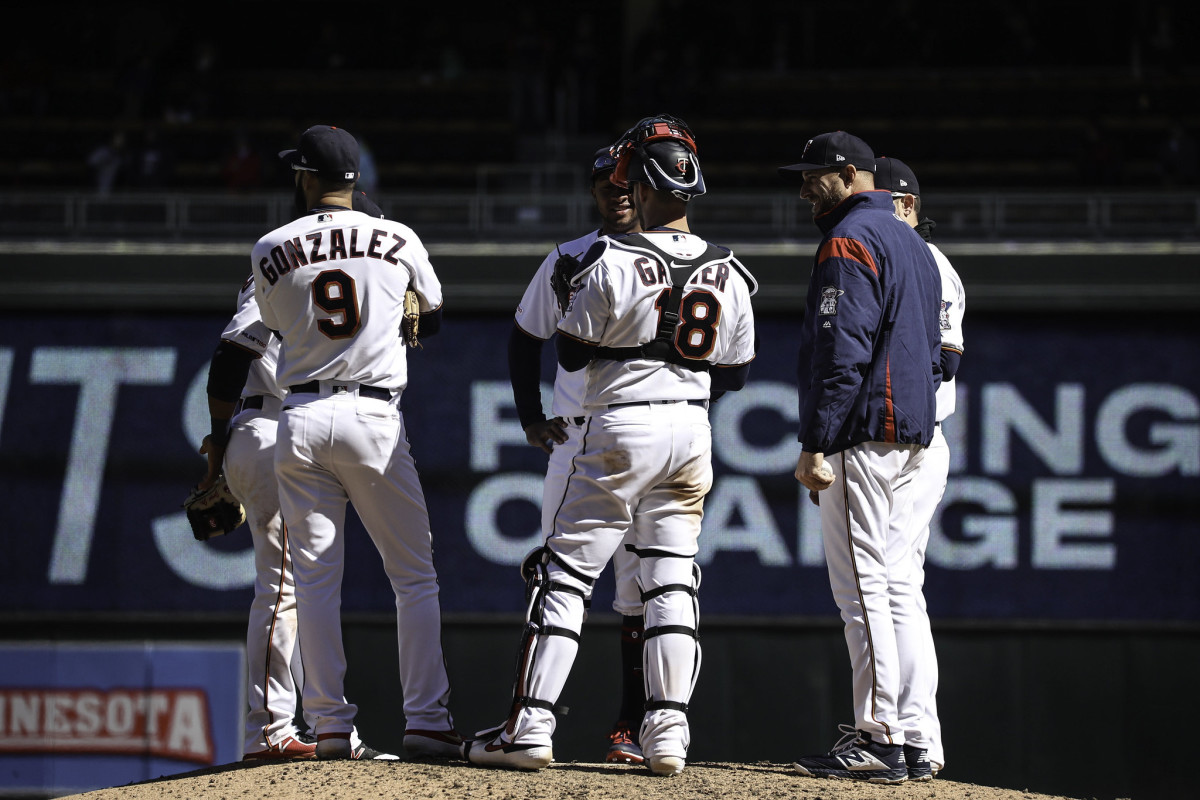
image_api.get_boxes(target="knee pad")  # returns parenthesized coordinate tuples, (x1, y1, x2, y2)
(506, 546, 595, 720)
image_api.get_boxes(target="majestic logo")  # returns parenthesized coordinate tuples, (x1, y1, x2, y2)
(819, 286, 844, 315)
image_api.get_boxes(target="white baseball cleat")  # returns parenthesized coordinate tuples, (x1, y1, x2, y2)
(463, 730, 552, 771)
(648, 755, 685, 776)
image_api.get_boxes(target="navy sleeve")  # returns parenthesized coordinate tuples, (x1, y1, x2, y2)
(940, 347, 962, 382)
(206, 341, 256, 402)
(711, 362, 751, 394)
(508, 324, 547, 428)
(798, 238, 880, 451)
(556, 333, 596, 373)
(418, 306, 442, 339)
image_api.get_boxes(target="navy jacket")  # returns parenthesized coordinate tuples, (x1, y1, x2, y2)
(796, 191, 942, 454)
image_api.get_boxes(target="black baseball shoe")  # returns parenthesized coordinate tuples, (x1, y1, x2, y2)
(794, 725, 907, 784)
(903, 744, 933, 781)
(351, 742, 399, 760)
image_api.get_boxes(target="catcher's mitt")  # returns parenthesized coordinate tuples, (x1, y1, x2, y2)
(550, 247, 581, 314)
(402, 288, 422, 348)
(183, 475, 247, 541)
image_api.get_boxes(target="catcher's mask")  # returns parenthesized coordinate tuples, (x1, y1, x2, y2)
(609, 114, 705, 201)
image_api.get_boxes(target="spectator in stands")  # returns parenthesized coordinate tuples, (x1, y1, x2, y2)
(1157, 122, 1198, 187)
(221, 131, 263, 192)
(131, 128, 174, 189)
(87, 131, 128, 195)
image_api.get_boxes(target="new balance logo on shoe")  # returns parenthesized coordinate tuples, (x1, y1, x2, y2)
(839, 748, 889, 770)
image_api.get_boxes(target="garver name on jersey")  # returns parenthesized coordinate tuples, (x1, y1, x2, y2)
(634, 258, 730, 291)
(257, 227, 408, 285)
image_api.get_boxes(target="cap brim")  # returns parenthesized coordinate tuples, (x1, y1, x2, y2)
(278, 148, 317, 171)
(778, 162, 830, 175)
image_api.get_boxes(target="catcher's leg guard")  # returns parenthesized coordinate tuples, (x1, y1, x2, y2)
(496, 546, 593, 746)
(637, 554, 702, 761)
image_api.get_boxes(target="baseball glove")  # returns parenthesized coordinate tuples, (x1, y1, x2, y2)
(183, 475, 247, 541)
(401, 288, 422, 348)
(550, 247, 581, 314)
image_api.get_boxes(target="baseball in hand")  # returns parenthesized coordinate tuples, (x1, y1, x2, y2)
(815, 463, 833, 481)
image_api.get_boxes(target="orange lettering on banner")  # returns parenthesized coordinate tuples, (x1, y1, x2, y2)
(0, 688, 214, 764)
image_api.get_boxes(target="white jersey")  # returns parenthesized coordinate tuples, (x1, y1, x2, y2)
(513, 229, 600, 419)
(253, 207, 443, 391)
(221, 274, 282, 400)
(557, 230, 757, 411)
(928, 242, 965, 422)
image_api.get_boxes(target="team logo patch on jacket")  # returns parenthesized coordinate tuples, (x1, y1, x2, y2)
(819, 286, 844, 315)
(940, 299, 952, 330)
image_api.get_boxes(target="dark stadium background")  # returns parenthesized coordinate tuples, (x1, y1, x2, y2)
(1, 3, 1197, 799)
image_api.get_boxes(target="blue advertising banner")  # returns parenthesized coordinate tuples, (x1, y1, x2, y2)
(0, 642, 243, 796)
(1, 311, 1197, 621)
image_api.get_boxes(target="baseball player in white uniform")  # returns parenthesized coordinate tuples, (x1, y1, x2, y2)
(876, 156, 966, 779)
(465, 115, 757, 777)
(507, 146, 647, 764)
(197, 194, 401, 762)
(252, 125, 459, 760)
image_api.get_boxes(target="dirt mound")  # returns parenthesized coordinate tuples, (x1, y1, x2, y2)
(57, 758, 1081, 800)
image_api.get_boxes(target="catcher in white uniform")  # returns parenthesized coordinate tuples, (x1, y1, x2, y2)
(507, 146, 647, 764)
(196, 194, 401, 761)
(876, 156, 966, 778)
(253, 124, 460, 760)
(466, 115, 757, 777)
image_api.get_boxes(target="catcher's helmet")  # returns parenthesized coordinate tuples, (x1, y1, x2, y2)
(610, 114, 705, 200)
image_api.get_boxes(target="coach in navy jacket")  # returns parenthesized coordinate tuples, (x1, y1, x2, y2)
(780, 130, 945, 783)
(784, 134, 941, 464)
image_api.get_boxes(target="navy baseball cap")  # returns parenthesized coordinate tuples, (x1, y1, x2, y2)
(875, 156, 921, 196)
(778, 131, 876, 177)
(591, 146, 618, 180)
(279, 125, 360, 181)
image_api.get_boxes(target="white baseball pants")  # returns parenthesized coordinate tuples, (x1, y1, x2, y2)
(540, 419, 644, 616)
(275, 387, 453, 736)
(507, 401, 711, 760)
(224, 397, 309, 753)
(820, 441, 926, 747)
(900, 426, 947, 769)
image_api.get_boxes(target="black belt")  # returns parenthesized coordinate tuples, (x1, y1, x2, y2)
(238, 395, 266, 411)
(289, 381, 392, 401)
(607, 399, 708, 411)
(569, 416, 586, 426)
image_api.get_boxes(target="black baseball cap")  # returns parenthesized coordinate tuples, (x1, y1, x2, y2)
(591, 147, 618, 181)
(778, 131, 876, 177)
(875, 156, 921, 196)
(279, 125, 360, 181)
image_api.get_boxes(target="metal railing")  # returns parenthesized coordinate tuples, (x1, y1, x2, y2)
(1, 189, 1197, 243)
